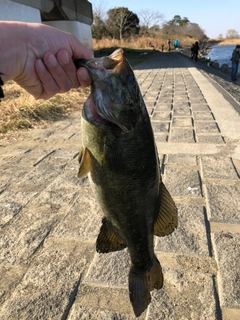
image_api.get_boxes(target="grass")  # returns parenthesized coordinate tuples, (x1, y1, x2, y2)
(0, 82, 89, 139)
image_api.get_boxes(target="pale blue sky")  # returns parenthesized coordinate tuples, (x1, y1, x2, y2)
(91, 0, 240, 39)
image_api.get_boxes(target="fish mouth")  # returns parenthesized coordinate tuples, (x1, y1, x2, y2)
(82, 94, 120, 131)
(75, 49, 138, 133)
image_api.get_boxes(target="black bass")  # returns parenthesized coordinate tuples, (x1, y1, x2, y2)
(74, 49, 177, 317)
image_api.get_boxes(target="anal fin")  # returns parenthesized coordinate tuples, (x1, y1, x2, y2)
(96, 218, 126, 253)
(154, 182, 178, 236)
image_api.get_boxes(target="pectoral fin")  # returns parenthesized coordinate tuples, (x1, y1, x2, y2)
(154, 182, 178, 236)
(78, 147, 91, 178)
(96, 218, 126, 253)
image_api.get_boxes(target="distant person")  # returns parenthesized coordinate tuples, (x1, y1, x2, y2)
(190, 43, 195, 59)
(231, 45, 240, 81)
(192, 41, 200, 62)
(167, 39, 171, 52)
(173, 39, 179, 51)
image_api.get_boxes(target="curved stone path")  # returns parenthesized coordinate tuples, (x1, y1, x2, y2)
(0, 52, 240, 319)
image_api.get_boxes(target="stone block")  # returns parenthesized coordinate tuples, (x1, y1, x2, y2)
(151, 111, 171, 120)
(0, 239, 95, 320)
(164, 167, 202, 197)
(197, 135, 224, 144)
(201, 156, 239, 180)
(148, 269, 217, 319)
(192, 111, 214, 120)
(205, 184, 240, 223)
(151, 122, 170, 133)
(195, 121, 219, 133)
(212, 233, 240, 309)
(52, 189, 102, 239)
(167, 154, 197, 165)
(172, 117, 193, 127)
(170, 128, 195, 143)
(155, 204, 210, 256)
(69, 285, 139, 319)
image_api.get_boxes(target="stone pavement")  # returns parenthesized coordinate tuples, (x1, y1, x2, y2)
(0, 52, 240, 320)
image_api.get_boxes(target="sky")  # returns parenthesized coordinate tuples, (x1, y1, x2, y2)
(91, 0, 240, 39)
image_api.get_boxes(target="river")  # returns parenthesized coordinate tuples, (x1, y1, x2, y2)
(206, 44, 240, 73)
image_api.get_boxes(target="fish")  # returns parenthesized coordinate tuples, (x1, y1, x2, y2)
(74, 49, 177, 317)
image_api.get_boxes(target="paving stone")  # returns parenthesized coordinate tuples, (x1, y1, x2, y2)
(151, 111, 171, 121)
(151, 122, 169, 133)
(201, 156, 238, 180)
(164, 167, 202, 197)
(0, 265, 27, 305)
(52, 188, 102, 239)
(6, 163, 63, 193)
(195, 121, 220, 134)
(170, 128, 195, 143)
(148, 269, 217, 320)
(69, 285, 140, 319)
(193, 111, 214, 120)
(191, 104, 211, 112)
(84, 250, 130, 287)
(197, 135, 224, 144)
(173, 106, 191, 115)
(167, 154, 197, 165)
(212, 233, 240, 309)
(0, 239, 95, 320)
(155, 204, 209, 256)
(155, 103, 172, 111)
(205, 184, 240, 223)
(172, 117, 193, 127)
(0, 190, 37, 227)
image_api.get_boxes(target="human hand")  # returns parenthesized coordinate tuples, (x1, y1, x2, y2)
(0, 22, 94, 99)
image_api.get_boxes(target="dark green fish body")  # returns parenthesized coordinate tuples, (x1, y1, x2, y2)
(76, 49, 177, 317)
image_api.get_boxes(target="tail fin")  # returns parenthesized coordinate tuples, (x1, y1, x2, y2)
(129, 257, 163, 317)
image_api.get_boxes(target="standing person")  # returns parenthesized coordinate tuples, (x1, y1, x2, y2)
(190, 43, 195, 59)
(173, 39, 179, 51)
(167, 39, 171, 52)
(0, 21, 93, 100)
(231, 45, 240, 82)
(192, 41, 200, 62)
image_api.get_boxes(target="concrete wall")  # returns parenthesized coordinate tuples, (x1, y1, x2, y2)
(44, 20, 92, 49)
(0, 0, 93, 48)
(0, 0, 41, 22)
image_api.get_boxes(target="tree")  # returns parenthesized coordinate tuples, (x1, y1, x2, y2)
(106, 7, 140, 40)
(168, 15, 189, 26)
(92, 14, 108, 39)
(138, 8, 164, 29)
(226, 29, 239, 38)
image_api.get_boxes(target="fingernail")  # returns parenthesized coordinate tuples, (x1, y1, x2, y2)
(59, 52, 70, 65)
(48, 54, 57, 67)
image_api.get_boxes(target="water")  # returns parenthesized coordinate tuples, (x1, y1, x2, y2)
(206, 44, 238, 69)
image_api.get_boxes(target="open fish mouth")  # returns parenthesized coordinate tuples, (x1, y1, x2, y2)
(74, 49, 139, 133)
(82, 93, 120, 130)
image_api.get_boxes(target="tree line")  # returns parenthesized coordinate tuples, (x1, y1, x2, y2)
(92, 6, 207, 41)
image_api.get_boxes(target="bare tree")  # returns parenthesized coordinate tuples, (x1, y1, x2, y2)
(138, 8, 164, 29)
(106, 7, 140, 41)
(226, 29, 239, 38)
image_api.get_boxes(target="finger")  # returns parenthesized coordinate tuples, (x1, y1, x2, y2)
(35, 59, 60, 99)
(57, 50, 79, 88)
(43, 52, 72, 93)
(77, 67, 92, 88)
